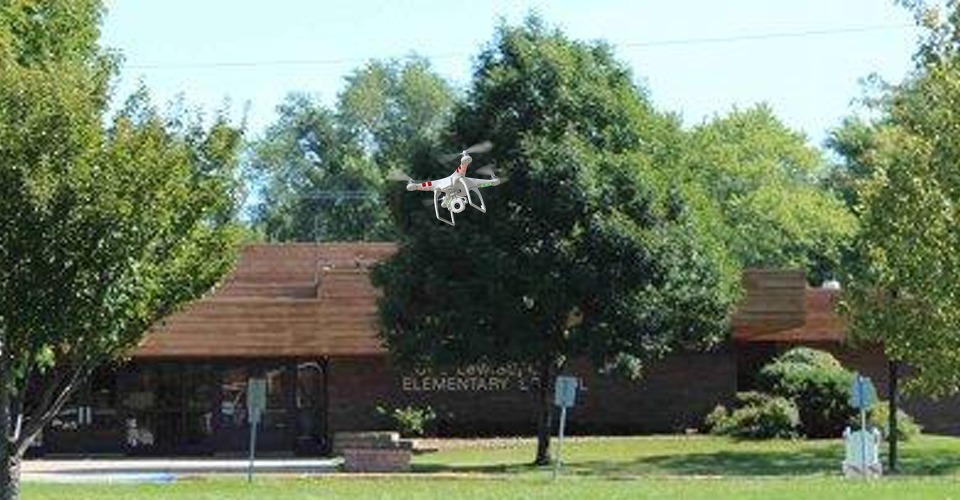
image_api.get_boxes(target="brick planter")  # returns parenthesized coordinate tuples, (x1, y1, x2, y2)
(342, 447, 412, 473)
(335, 431, 413, 473)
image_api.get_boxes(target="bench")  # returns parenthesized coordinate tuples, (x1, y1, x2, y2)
(333, 431, 413, 473)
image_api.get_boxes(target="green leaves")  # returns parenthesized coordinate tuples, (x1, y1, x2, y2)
(374, 16, 739, 379)
(248, 59, 455, 242)
(685, 106, 857, 281)
(841, 4, 960, 397)
(0, 0, 244, 456)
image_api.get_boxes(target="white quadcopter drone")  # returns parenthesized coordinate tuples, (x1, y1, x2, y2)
(389, 141, 504, 226)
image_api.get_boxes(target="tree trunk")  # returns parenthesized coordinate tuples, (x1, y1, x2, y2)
(0, 334, 19, 500)
(888, 358, 899, 473)
(533, 356, 556, 466)
(0, 457, 19, 500)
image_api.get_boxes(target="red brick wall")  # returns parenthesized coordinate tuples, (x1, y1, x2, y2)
(327, 349, 737, 437)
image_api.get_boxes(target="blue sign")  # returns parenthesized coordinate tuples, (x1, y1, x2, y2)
(554, 376, 579, 408)
(849, 374, 876, 410)
(247, 378, 267, 424)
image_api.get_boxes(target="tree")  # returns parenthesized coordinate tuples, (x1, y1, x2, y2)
(685, 105, 857, 282)
(0, 2, 244, 497)
(373, 17, 739, 465)
(337, 57, 455, 169)
(248, 58, 455, 241)
(247, 93, 388, 241)
(839, 0, 960, 472)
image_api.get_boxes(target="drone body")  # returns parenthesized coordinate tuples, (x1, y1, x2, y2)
(392, 142, 504, 226)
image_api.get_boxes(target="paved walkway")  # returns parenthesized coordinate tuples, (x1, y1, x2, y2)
(23, 457, 341, 482)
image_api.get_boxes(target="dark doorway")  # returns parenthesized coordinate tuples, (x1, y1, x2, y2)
(294, 360, 327, 455)
(122, 363, 217, 455)
(214, 363, 296, 455)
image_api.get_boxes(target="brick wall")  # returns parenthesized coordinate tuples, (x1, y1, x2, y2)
(327, 349, 737, 437)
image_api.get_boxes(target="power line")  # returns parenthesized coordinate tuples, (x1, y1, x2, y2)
(619, 23, 914, 48)
(125, 23, 914, 71)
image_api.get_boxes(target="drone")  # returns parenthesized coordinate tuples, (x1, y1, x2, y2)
(389, 141, 504, 226)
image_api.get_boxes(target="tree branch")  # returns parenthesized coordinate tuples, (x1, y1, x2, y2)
(16, 364, 89, 457)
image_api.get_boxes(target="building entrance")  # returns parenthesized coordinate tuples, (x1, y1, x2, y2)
(122, 363, 217, 455)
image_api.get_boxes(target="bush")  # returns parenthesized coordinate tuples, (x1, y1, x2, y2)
(772, 347, 843, 370)
(856, 401, 922, 441)
(757, 348, 856, 438)
(375, 404, 437, 437)
(706, 392, 800, 439)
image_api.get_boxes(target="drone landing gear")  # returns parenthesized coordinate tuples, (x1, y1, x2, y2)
(434, 190, 455, 226)
(458, 178, 486, 213)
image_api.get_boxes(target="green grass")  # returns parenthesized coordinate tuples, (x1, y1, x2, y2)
(412, 434, 960, 477)
(22, 476, 960, 500)
(21, 435, 960, 499)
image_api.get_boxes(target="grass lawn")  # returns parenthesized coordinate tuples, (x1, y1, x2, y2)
(22, 435, 960, 499)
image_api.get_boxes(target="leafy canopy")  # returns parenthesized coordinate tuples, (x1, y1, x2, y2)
(374, 16, 739, 379)
(247, 58, 454, 242)
(840, 2, 960, 397)
(685, 105, 857, 281)
(0, 0, 245, 462)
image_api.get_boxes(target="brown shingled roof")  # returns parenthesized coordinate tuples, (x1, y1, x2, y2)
(137, 248, 845, 358)
(731, 269, 846, 343)
(739, 287, 846, 342)
(134, 243, 397, 358)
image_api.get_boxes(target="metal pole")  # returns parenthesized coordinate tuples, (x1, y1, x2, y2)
(860, 406, 867, 478)
(888, 359, 899, 473)
(553, 406, 567, 480)
(857, 375, 867, 478)
(248, 419, 258, 483)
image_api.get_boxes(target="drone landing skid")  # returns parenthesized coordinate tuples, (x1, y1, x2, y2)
(459, 178, 486, 213)
(434, 190, 455, 226)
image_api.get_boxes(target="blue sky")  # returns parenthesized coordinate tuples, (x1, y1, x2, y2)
(101, 1, 920, 147)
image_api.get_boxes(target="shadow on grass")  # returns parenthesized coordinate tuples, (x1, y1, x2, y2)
(412, 462, 538, 475)
(415, 443, 960, 477)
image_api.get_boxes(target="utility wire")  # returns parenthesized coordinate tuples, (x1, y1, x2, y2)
(125, 23, 914, 71)
(618, 23, 914, 48)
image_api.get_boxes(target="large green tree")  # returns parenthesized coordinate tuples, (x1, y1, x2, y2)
(839, 0, 960, 471)
(247, 93, 388, 241)
(685, 105, 857, 281)
(248, 58, 454, 241)
(373, 18, 739, 465)
(842, 2, 960, 397)
(0, 2, 244, 497)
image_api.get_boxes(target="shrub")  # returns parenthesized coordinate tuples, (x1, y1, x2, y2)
(375, 404, 437, 437)
(855, 401, 922, 441)
(772, 347, 843, 370)
(706, 392, 800, 439)
(704, 405, 729, 433)
(757, 348, 856, 438)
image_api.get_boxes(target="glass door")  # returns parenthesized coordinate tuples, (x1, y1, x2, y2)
(294, 361, 326, 455)
(122, 363, 216, 455)
(215, 363, 295, 454)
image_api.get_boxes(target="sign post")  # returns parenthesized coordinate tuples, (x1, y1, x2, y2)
(246, 377, 267, 483)
(553, 375, 579, 480)
(849, 373, 876, 478)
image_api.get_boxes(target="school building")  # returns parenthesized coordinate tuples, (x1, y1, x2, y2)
(31, 243, 960, 456)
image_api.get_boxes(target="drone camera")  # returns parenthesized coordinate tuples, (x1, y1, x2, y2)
(450, 197, 467, 213)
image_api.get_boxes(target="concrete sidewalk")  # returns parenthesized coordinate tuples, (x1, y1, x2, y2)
(23, 457, 341, 482)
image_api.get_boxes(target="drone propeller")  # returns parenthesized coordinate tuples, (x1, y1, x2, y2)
(475, 163, 509, 183)
(475, 163, 496, 177)
(464, 140, 493, 154)
(439, 140, 493, 162)
(387, 170, 413, 182)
